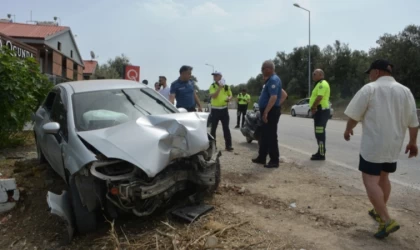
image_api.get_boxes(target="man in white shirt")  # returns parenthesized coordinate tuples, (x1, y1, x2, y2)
(158, 76, 170, 100)
(344, 59, 419, 239)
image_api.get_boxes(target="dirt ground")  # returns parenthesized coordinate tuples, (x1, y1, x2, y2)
(0, 133, 419, 250)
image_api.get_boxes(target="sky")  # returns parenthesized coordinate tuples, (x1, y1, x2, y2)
(3, 0, 420, 89)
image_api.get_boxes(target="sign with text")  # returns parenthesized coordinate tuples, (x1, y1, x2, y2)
(0, 32, 37, 59)
(124, 65, 140, 82)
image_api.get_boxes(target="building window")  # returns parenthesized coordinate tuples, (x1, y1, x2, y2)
(70, 50, 73, 58)
(57, 42, 61, 51)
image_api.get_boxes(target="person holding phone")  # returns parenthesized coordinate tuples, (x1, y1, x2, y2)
(209, 71, 233, 151)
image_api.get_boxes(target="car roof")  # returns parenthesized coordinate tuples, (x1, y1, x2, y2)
(58, 79, 147, 94)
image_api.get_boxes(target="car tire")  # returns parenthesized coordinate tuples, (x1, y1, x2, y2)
(291, 109, 296, 117)
(35, 134, 47, 164)
(69, 177, 97, 234)
(246, 137, 253, 143)
(307, 110, 312, 118)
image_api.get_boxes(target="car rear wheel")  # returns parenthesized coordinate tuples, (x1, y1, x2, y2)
(291, 109, 296, 117)
(69, 177, 97, 234)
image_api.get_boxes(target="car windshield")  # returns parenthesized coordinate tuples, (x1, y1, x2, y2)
(73, 88, 177, 131)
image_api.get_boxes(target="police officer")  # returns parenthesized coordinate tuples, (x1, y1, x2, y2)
(309, 69, 331, 160)
(252, 60, 282, 168)
(169, 65, 202, 112)
(209, 71, 233, 151)
(235, 89, 251, 128)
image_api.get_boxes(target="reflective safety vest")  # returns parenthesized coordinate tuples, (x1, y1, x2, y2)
(237, 93, 250, 105)
(209, 83, 232, 107)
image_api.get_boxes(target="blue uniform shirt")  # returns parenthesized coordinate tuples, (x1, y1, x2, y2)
(258, 74, 282, 109)
(170, 78, 196, 109)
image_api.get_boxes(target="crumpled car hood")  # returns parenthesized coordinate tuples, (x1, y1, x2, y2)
(77, 112, 210, 178)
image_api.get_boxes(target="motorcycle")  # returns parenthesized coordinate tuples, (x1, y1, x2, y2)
(240, 110, 262, 144)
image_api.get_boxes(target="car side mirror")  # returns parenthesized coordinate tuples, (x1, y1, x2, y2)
(178, 108, 188, 113)
(43, 122, 60, 134)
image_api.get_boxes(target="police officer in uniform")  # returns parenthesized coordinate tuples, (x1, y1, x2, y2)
(235, 89, 251, 128)
(309, 69, 331, 160)
(209, 71, 234, 151)
(252, 61, 282, 168)
(169, 65, 202, 112)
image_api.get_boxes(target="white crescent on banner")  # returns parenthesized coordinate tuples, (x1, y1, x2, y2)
(127, 69, 138, 81)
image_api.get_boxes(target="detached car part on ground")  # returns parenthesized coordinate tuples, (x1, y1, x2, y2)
(33, 80, 221, 242)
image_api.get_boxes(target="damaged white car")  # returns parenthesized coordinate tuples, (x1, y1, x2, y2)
(32, 79, 221, 240)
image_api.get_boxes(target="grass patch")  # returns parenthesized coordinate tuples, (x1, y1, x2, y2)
(0, 131, 34, 149)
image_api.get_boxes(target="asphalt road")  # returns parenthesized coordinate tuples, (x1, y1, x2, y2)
(227, 110, 420, 191)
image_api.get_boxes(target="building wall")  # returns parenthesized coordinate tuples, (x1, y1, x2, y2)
(77, 65, 83, 80)
(66, 58, 73, 79)
(45, 31, 83, 66)
(52, 51, 62, 76)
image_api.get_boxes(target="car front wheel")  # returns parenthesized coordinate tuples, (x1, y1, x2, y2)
(35, 134, 47, 164)
(291, 109, 296, 117)
(69, 177, 97, 234)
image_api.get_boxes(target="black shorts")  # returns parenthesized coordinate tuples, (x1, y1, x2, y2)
(359, 155, 397, 176)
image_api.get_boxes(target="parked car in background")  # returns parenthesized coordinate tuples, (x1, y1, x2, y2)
(290, 98, 334, 118)
(33, 79, 220, 240)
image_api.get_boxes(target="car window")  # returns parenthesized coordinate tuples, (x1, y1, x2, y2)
(73, 88, 178, 131)
(50, 95, 68, 141)
(43, 92, 57, 113)
(304, 99, 310, 104)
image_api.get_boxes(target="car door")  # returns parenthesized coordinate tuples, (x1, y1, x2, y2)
(302, 99, 310, 115)
(295, 100, 305, 115)
(34, 91, 58, 162)
(44, 89, 69, 180)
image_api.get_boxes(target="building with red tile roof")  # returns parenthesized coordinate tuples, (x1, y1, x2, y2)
(0, 21, 84, 83)
(83, 60, 98, 79)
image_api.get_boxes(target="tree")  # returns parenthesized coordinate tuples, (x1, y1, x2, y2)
(240, 24, 420, 106)
(0, 47, 53, 148)
(108, 54, 131, 79)
(92, 54, 131, 79)
(92, 64, 120, 79)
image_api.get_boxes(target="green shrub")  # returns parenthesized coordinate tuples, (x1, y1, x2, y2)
(0, 47, 53, 148)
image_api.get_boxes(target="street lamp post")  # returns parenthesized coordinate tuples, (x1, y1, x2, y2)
(293, 3, 311, 97)
(205, 63, 215, 73)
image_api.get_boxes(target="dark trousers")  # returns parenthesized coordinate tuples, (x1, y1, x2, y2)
(258, 107, 281, 163)
(236, 104, 248, 127)
(210, 108, 232, 148)
(313, 108, 330, 156)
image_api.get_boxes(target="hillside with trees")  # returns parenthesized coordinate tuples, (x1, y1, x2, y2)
(231, 25, 420, 107)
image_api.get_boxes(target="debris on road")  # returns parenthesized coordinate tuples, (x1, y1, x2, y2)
(238, 187, 246, 194)
(171, 204, 214, 223)
(0, 178, 20, 214)
(289, 202, 297, 208)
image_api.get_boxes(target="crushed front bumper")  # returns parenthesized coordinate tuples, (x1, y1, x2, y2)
(92, 141, 221, 217)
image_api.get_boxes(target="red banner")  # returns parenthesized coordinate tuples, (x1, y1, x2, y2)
(124, 65, 140, 82)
